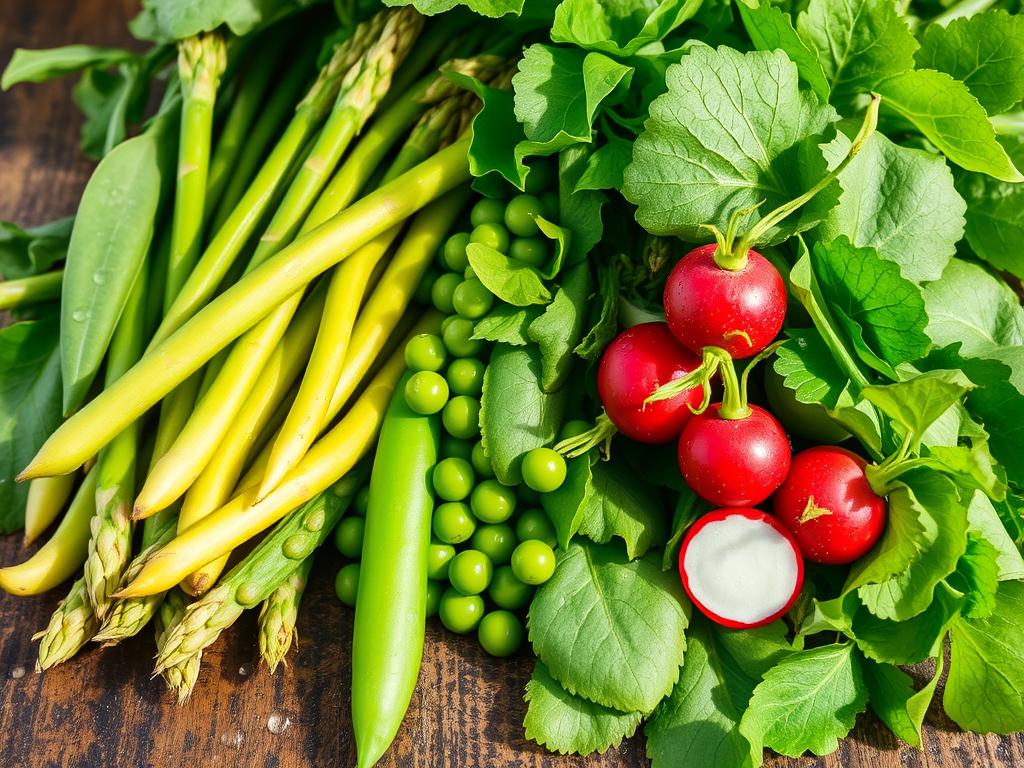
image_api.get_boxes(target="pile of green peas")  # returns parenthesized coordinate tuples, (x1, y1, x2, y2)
(336, 179, 574, 658)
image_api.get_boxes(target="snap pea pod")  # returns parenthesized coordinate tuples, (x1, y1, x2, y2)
(153, 473, 362, 673)
(352, 371, 439, 768)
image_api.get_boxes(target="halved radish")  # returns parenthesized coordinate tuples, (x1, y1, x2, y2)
(678, 507, 804, 629)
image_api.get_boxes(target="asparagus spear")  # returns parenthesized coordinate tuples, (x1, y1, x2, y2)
(0, 270, 63, 309)
(258, 556, 314, 673)
(153, 474, 362, 674)
(24, 473, 76, 545)
(34, 576, 98, 671)
(131, 7, 425, 521)
(154, 588, 202, 704)
(164, 32, 227, 309)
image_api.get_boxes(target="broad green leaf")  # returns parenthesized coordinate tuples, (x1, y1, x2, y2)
(953, 534, 1001, 619)
(1, 45, 137, 89)
(857, 471, 969, 621)
(513, 45, 633, 156)
(480, 344, 567, 485)
(467, 243, 551, 307)
(965, 491, 1024, 581)
(921, 259, 1024, 355)
(623, 47, 839, 243)
(955, 136, 1024, 276)
(645, 619, 759, 768)
(133, 0, 324, 40)
(844, 482, 927, 593)
(926, 442, 1006, 501)
(817, 130, 965, 283)
(533, 215, 571, 279)
(0, 217, 73, 279)
(541, 455, 593, 549)
(945, 580, 1024, 733)
(551, 0, 703, 57)
(736, 0, 830, 100)
(796, 0, 918, 108)
(524, 660, 642, 756)
(717, 621, 794, 682)
(739, 643, 868, 758)
(875, 69, 1024, 182)
(574, 136, 633, 192)
(558, 145, 606, 265)
(528, 541, 690, 714)
(61, 118, 171, 414)
(528, 263, 590, 391)
(863, 654, 944, 749)
(472, 304, 541, 346)
(577, 460, 667, 559)
(811, 238, 931, 376)
(0, 316, 63, 532)
(852, 581, 963, 664)
(915, 10, 1024, 116)
(862, 369, 974, 439)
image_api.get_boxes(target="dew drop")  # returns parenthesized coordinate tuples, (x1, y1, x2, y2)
(219, 731, 244, 747)
(10, 666, 25, 679)
(238, 665, 250, 676)
(71, 310, 88, 322)
(92, 272, 107, 286)
(267, 713, 290, 735)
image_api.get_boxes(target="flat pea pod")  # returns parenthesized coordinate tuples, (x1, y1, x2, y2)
(352, 372, 440, 768)
(60, 99, 178, 414)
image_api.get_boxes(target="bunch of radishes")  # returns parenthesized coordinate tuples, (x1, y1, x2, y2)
(585, 241, 888, 630)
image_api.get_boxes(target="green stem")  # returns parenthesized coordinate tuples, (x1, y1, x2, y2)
(716, 351, 751, 421)
(0, 270, 62, 309)
(718, 95, 880, 270)
(165, 32, 227, 311)
(553, 412, 617, 460)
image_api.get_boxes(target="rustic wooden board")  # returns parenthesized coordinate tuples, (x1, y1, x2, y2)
(1, 2, 1023, 767)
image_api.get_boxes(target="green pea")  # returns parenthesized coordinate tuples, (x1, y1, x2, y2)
(471, 523, 517, 565)
(438, 588, 485, 634)
(425, 579, 443, 618)
(351, 486, 371, 517)
(470, 198, 505, 227)
(404, 333, 447, 372)
(515, 508, 558, 550)
(432, 457, 475, 501)
(509, 237, 548, 268)
(432, 502, 476, 544)
(404, 371, 449, 415)
(334, 517, 365, 559)
(540, 190, 558, 219)
(559, 419, 591, 441)
(523, 160, 554, 195)
(442, 232, 471, 272)
(446, 358, 485, 397)
(521, 447, 567, 493)
(452, 278, 494, 320)
(431, 272, 462, 315)
(470, 440, 495, 479)
(504, 194, 545, 237)
(511, 539, 556, 585)
(489, 566, 534, 611)
(442, 316, 484, 358)
(440, 435, 473, 462)
(448, 549, 494, 596)
(470, 222, 511, 253)
(478, 610, 525, 657)
(442, 396, 481, 441)
(335, 563, 360, 607)
(283, 532, 314, 559)
(470, 479, 516, 524)
(427, 541, 456, 580)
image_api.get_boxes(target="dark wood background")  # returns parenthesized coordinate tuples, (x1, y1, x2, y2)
(1, 2, 1023, 766)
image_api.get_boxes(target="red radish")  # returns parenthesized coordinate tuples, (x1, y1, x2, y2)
(679, 507, 804, 629)
(596, 323, 704, 443)
(678, 404, 790, 507)
(774, 446, 887, 565)
(663, 243, 787, 359)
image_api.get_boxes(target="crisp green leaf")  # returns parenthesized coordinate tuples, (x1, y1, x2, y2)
(623, 47, 839, 243)
(945, 580, 1024, 733)
(857, 471, 969, 621)
(61, 120, 170, 414)
(926, 442, 1006, 501)
(528, 541, 690, 714)
(551, 0, 703, 57)
(0, 316, 63, 533)
(662, 485, 705, 571)
(133, 0, 321, 40)
(875, 69, 1024, 182)
(524, 660, 642, 756)
(467, 243, 551, 307)
(512, 45, 633, 156)
(811, 238, 930, 376)
(844, 481, 928, 593)
(533, 215, 571, 280)
(852, 582, 963, 664)
(575, 264, 618, 362)
(965, 491, 1024, 581)
(558, 145, 605, 265)
(645, 619, 759, 768)
(954, 534, 1002, 619)
(528, 263, 590, 391)
(817, 131, 965, 283)
(739, 643, 868, 758)
(577, 460, 667, 559)
(921, 259, 1024, 355)
(1, 45, 136, 89)
(718, 621, 795, 681)
(480, 344, 567, 485)
(472, 304, 541, 346)
(862, 370, 974, 439)
(955, 136, 1024, 276)
(863, 654, 944, 749)
(574, 136, 633, 192)
(796, 0, 918, 108)
(915, 10, 1024, 116)
(736, 0, 830, 100)
(0, 217, 73, 279)
(541, 455, 592, 550)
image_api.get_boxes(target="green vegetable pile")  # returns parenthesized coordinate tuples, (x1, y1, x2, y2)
(2, 0, 1024, 765)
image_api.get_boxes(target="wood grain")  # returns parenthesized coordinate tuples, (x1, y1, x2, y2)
(1, 2, 1022, 767)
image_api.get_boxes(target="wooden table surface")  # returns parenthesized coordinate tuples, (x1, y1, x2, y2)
(1, 2, 1023, 767)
